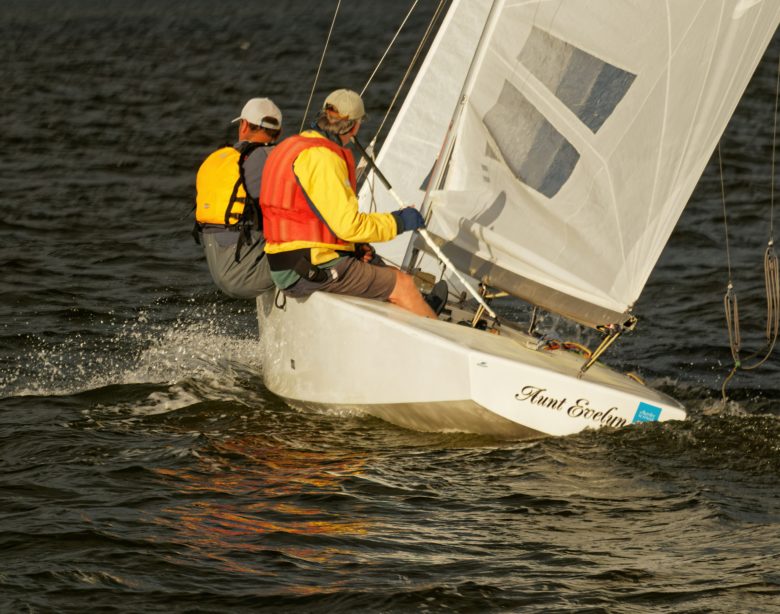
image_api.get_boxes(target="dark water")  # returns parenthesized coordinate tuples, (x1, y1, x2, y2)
(2, 1, 779, 612)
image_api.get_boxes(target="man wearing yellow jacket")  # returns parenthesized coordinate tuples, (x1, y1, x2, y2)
(260, 89, 435, 318)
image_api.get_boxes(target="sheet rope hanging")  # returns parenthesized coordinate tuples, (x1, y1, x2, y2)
(719, 47, 780, 400)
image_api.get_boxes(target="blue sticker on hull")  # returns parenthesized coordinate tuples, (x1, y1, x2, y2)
(633, 402, 662, 423)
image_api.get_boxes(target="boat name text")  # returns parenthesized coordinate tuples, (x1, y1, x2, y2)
(514, 385, 627, 428)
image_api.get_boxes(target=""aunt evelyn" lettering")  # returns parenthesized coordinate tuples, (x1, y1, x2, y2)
(514, 385, 627, 428)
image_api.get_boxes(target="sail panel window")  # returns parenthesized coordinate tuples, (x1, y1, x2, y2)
(483, 81, 579, 198)
(519, 27, 635, 133)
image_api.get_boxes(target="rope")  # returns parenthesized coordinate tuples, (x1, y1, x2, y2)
(723, 282, 741, 363)
(563, 341, 591, 357)
(300, 0, 341, 132)
(719, 47, 780, 399)
(772, 46, 779, 239)
(721, 227, 780, 400)
(740, 247, 780, 370)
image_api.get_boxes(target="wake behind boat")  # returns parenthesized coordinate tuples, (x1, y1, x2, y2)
(257, 0, 780, 439)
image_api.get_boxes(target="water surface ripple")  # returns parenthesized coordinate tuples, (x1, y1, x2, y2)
(1, 1, 779, 612)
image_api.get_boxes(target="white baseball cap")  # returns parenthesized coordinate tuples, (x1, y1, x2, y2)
(232, 97, 282, 129)
(323, 89, 366, 121)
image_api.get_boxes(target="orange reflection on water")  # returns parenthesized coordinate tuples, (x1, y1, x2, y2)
(150, 435, 373, 576)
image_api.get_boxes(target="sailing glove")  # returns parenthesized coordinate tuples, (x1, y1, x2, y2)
(392, 207, 425, 234)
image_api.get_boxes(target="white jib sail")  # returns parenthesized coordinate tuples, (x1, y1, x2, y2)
(365, 0, 780, 328)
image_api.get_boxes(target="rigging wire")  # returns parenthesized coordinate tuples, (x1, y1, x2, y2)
(358, 0, 448, 208)
(360, 0, 420, 97)
(300, 0, 341, 132)
(719, 145, 734, 286)
(367, 0, 448, 143)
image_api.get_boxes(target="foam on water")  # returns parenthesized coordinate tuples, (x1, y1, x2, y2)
(2, 302, 263, 403)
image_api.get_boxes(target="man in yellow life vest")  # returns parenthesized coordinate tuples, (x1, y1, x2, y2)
(260, 89, 436, 318)
(195, 98, 282, 299)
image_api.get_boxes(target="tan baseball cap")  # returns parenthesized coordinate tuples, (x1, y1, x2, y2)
(232, 98, 282, 129)
(323, 89, 366, 121)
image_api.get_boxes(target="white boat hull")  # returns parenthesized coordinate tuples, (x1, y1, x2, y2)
(256, 292, 686, 439)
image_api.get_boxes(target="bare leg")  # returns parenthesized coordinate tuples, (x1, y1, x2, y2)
(388, 270, 437, 318)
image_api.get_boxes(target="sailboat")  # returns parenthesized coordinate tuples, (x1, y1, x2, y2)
(257, 0, 780, 439)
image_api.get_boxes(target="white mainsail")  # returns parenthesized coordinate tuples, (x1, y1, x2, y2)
(361, 0, 780, 328)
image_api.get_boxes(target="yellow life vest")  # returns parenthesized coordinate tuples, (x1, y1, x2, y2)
(195, 144, 258, 226)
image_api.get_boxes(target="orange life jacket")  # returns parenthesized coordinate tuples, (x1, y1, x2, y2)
(260, 134, 356, 246)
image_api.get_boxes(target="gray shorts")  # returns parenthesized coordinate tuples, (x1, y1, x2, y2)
(283, 257, 397, 301)
(202, 229, 274, 299)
